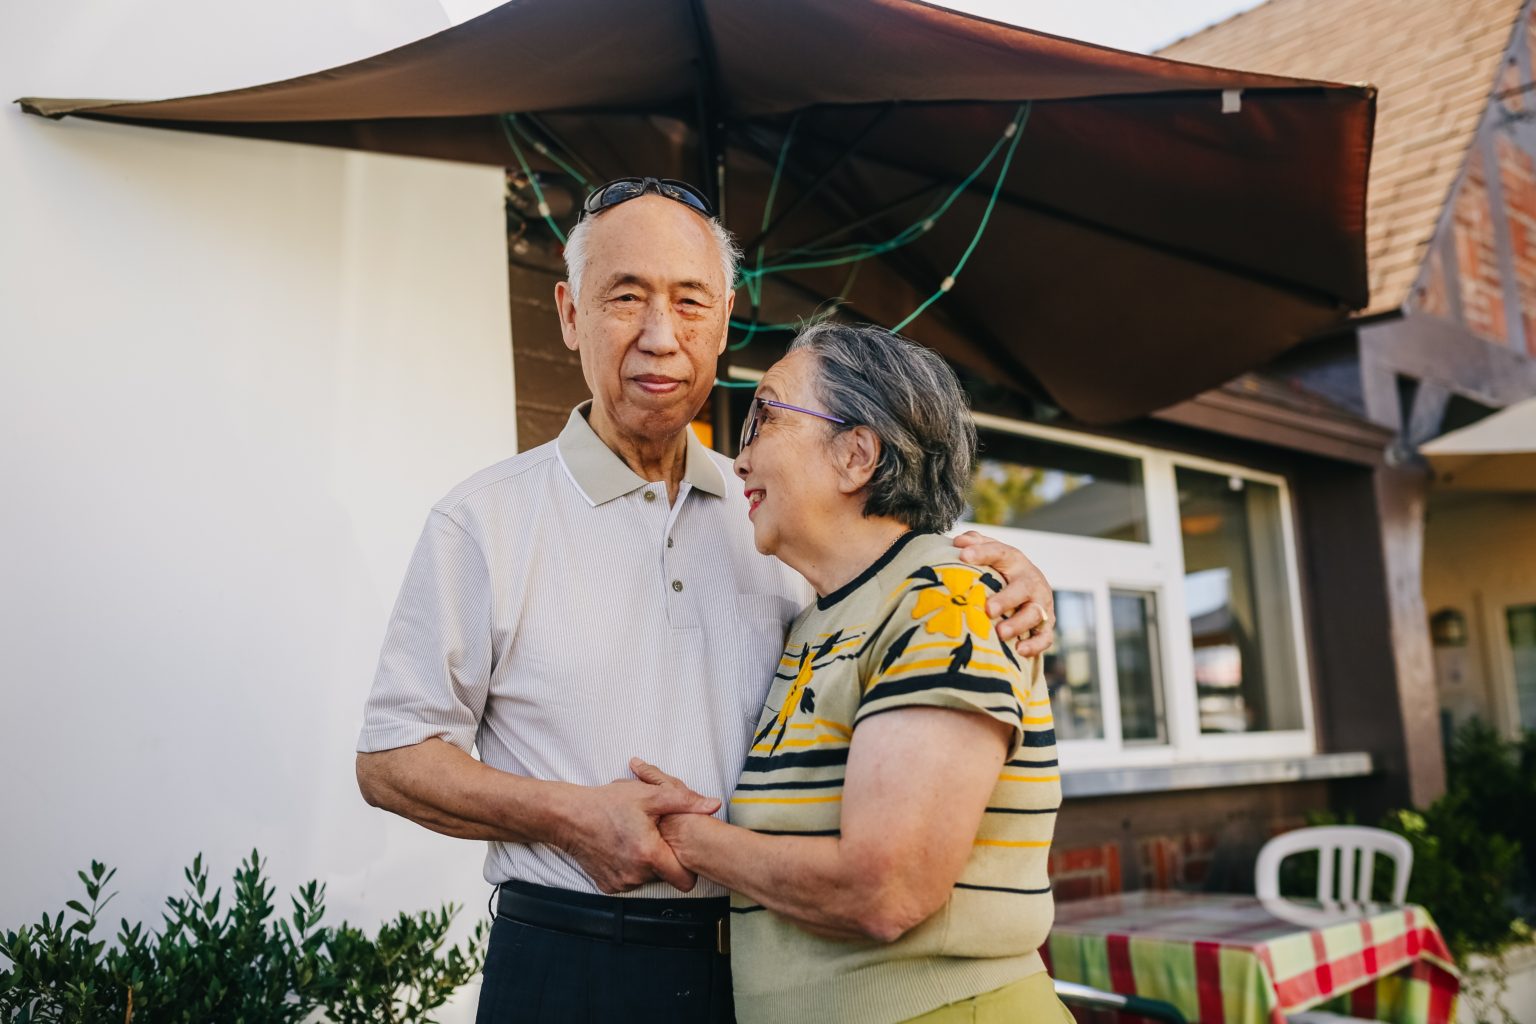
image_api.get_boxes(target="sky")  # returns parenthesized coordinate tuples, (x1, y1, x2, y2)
(432, 0, 1269, 54)
(933, 0, 1265, 52)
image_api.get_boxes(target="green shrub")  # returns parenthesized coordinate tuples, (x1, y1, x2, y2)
(0, 851, 487, 1024)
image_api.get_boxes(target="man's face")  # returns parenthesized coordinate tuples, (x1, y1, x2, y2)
(555, 196, 734, 447)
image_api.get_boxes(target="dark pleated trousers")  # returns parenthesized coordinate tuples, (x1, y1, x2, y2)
(474, 888, 735, 1024)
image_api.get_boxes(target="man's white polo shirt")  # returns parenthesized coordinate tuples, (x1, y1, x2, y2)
(359, 404, 808, 898)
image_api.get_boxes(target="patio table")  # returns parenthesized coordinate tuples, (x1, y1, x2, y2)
(1043, 891, 1459, 1024)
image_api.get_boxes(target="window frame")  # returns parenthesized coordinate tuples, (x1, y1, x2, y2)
(965, 411, 1316, 769)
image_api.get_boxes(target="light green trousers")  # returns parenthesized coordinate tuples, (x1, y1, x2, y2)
(904, 971, 1077, 1024)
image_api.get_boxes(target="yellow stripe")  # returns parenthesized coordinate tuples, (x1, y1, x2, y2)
(999, 774, 1060, 783)
(974, 838, 1052, 848)
(1022, 715, 1052, 725)
(1028, 699, 1050, 708)
(881, 656, 951, 675)
(787, 718, 852, 737)
(731, 794, 843, 805)
(878, 657, 1014, 680)
(751, 735, 848, 753)
(902, 640, 972, 654)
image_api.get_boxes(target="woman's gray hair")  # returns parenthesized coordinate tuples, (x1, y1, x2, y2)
(563, 210, 741, 301)
(791, 322, 977, 533)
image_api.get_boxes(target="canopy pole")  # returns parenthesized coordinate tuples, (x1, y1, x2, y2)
(688, 0, 736, 453)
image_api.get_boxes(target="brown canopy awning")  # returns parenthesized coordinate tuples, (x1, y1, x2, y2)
(19, 0, 1376, 423)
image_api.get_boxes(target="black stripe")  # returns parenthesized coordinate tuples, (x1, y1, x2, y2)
(982, 704, 1024, 715)
(863, 671, 1019, 703)
(984, 806, 1059, 815)
(729, 905, 766, 915)
(742, 747, 850, 773)
(1021, 729, 1057, 748)
(752, 828, 841, 836)
(866, 603, 904, 653)
(734, 777, 845, 791)
(954, 883, 1053, 895)
(816, 531, 923, 610)
(1007, 758, 1057, 768)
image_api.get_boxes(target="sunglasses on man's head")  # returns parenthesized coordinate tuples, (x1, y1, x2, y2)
(580, 177, 714, 221)
(738, 397, 849, 451)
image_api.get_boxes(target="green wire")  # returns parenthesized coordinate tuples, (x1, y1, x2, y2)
(736, 107, 1023, 283)
(893, 103, 1029, 333)
(725, 105, 1025, 357)
(736, 115, 801, 349)
(507, 115, 591, 188)
(499, 115, 567, 245)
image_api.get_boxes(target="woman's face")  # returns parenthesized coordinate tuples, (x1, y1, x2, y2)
(733, 349, 849, 559)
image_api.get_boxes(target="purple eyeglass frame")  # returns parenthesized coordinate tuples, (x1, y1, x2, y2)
(739, 397, 849, 450)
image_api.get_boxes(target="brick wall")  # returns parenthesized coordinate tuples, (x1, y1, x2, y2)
(1498, 132, 1536, 351)
(509, 260, 590, 451)
(1415, 9, 1536, 358)
(1048, 781, 1327, 901)
(1449, 146, 1508, 345)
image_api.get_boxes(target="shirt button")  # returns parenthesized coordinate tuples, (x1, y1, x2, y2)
(672, 579, 684, 592)
(667, 537, 674, 548)
(644, 490, 657, 502)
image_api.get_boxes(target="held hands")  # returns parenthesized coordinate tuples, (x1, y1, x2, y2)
(559, 764, 719, 894)
(632, 758, 711, 871)
(952, 530, 1056, 658)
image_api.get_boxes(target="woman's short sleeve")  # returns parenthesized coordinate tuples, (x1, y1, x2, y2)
(855, 562, 1031, 758)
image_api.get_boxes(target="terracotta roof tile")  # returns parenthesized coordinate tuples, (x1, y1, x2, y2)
(1160, 0, 1522, 315)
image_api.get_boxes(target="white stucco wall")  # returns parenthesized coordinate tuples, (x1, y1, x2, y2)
(1423, 492, 1536, 738)
(2, 3, 516, 1016)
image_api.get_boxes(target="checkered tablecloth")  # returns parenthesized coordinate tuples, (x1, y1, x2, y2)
(1044, 891, 1460, 1024)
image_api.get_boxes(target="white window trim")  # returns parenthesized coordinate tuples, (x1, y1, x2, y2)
(963, 412, 1317, 770)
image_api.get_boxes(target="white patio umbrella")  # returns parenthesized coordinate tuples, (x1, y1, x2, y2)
(1420, 397, 1536, 492)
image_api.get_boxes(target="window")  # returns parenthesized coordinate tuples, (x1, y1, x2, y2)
(1509, 605, 1536, 731)
(1111, 589, 1166, 744)
(1177, 469, 1302, 735)
(1047, 591, 1103, 740)
(964, 414, 1314, 768)
(966, 431, 1148, 542)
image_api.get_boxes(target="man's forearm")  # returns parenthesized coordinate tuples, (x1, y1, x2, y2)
(356, 738, 576, 844)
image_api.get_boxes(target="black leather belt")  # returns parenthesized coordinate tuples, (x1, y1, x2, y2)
(495, 883, 730, 954)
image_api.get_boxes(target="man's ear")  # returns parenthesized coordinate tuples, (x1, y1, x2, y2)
(716, 288, 736, 356)
(555, 280, 579, 353)
(836, 426, 882, 495)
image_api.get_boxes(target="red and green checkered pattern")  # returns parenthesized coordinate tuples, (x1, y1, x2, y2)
(1044, 892, 1460, 1024)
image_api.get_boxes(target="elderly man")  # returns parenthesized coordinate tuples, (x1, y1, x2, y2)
(355, 177, 1055, 1024)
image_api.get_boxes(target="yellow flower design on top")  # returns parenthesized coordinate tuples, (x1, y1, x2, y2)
(911, 567, 993, 639)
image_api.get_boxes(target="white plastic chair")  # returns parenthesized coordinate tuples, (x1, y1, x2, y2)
(1255, 825, 1413, 906)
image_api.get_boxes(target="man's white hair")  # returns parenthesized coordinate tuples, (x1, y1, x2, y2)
(563, 206, 742, 302)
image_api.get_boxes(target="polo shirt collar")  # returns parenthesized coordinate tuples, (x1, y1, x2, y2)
(556, 402, 727, 506)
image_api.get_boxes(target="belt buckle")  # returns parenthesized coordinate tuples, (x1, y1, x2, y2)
(716, 916, 730, 956)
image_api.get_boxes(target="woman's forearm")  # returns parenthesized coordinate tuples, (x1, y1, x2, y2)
(663, 815, 930, 941)
(644, 707, 1012, 943)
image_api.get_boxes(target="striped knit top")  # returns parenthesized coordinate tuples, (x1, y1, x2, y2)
(728, 532, 1061, 1024)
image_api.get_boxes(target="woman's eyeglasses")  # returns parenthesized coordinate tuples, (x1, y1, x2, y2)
(580, 177, 714, 221)
(739, 397, 848, 450)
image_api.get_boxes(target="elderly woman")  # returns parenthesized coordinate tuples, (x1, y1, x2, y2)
(634, 323, 1069, 1024)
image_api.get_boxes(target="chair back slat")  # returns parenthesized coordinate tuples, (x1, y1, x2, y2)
(1255, 826, 1413, 906)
